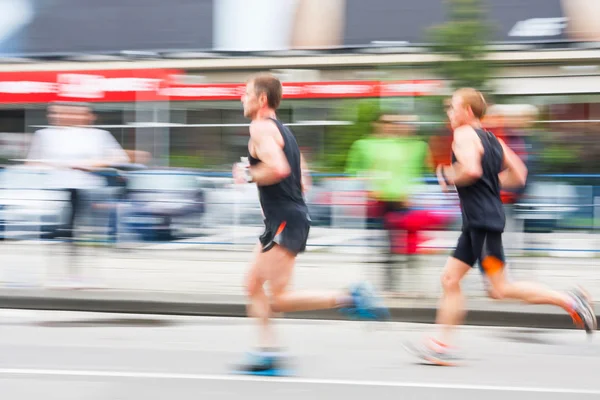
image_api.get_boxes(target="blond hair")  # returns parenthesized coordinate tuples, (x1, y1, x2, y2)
(455, 88, 487, 119)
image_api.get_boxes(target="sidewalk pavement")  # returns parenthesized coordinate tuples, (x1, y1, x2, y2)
(0, 233, 598, 329)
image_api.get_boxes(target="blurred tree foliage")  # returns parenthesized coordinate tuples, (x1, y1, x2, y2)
(536, 128, 600, 174)
(169, 153, 207, 169)
(320, 99, 381, 172)
(427, 0, 496, 93)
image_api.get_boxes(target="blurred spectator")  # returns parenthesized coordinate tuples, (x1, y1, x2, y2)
(27, 101, 130, 178)
(346, 113, 429, 207)
(373, 116, 451, 257)
(26, 101, 129, 286)
(346, 113, 448, 290)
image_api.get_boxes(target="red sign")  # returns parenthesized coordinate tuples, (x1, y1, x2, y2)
(0, 69, 443, 104)
(0, 69, 175, 104)
(380, 81, 445, 97)
(164, 78, 444, 101)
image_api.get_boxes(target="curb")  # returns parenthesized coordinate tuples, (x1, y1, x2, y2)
(0, 292, 591, 331)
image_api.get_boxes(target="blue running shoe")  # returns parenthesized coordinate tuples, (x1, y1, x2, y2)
(340, 282, 390, 321)
(232, 350, 293, 377)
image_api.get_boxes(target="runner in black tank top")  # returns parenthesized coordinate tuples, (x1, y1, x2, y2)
(451, 127, 507, 277)
(248, 118, 310, 253)
(406, 88, 596, 367)
(453, 128, 505, 233)
(233, 74, 389, 376)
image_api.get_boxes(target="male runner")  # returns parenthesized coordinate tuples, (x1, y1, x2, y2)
(232, 74, 389, 375)
(408, 88, 596, 366)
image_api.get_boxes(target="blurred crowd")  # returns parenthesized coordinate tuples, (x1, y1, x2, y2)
(0, 98, 589, 273)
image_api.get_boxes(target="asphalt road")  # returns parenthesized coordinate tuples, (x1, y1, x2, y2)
(0, 310, 597, 399)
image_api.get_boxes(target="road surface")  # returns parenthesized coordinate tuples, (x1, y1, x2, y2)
(0, 310, 597, 399)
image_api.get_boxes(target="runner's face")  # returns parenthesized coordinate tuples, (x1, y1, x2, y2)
(242, 82, 260, 119)
(447, 95, 469, 130)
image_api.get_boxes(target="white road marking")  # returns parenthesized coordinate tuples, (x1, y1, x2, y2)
(0, 368, 596, 394)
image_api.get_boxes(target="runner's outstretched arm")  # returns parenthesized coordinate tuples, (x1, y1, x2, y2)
(498, 138, 528, 189)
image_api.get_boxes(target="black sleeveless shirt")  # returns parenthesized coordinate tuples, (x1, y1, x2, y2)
(248, 118, 308, 221)
(452, 128, 505, 232)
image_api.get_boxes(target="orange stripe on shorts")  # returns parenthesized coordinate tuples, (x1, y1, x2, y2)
(275, 221, 287, 236)
(481, 255, 504, 276)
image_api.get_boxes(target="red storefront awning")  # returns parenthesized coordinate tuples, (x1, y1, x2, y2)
(0, 69, 443, 104)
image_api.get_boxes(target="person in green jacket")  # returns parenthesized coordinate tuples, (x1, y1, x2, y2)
(346, 113, 433, 290)
(346, 113, 432, 221)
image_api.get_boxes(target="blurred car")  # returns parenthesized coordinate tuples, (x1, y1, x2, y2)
(121, 169, 206, 241)
(306, 177, 461, 228)
(514, 181, 579, 233)
(199, 176, 263, 226)
(0, 165, 70, 240)
(306, 177, 369, 227)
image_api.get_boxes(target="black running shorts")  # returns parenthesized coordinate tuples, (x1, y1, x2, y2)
(452, 229, 505, 275)
(259, 214, 310, 255)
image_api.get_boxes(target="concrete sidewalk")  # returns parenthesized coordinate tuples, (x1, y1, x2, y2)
(0, 241, 598, 329)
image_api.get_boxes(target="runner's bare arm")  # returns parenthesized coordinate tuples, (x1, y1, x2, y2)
(498, 138, 528, 189)
(248, 121, 291, 186)
(440, 127, 483, 187)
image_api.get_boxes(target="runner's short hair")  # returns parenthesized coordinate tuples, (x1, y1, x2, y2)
(455, 88, 487, 119)
(250, 73, 282, 110)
